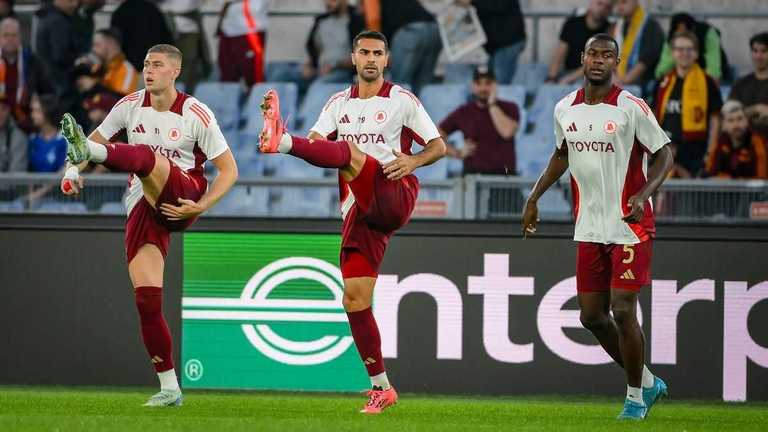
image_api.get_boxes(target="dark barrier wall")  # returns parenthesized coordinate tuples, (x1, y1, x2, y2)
(1, 215, 766, 401)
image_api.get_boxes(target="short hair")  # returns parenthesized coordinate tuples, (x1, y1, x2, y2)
(95, 28, 122, 46)
(147, 44, 183, 65)
(722, 100, 744, 116)
(585, 33, 619, 55)
(671, 31, 700, 51)
(34, 94, 62, 126)
(750, 32, 768, 49)
(352, 30, 388, 51)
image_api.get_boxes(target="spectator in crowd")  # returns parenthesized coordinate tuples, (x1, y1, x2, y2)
(0, 0, 14, 19)
(438, 66, 520, 175)
(72, 61, 121, 133)
(464, 0, 526, 85)
(655, 13, 729, 82)
(304, 0, 364, 85)
(35, 0, 89, 107)
(0, 17, 54, 133)
(216, 0, 270, 87)
(706, 100, 768, 179)
(111, 0, 173, 71)
(0, 93, 27, 172)
(377, 0, 441, 93)
(653, 31, 722, 178)
(73, 0, 106, 55)
(729, 32, 768, 136)
(165, 0, 211, 93)
(547, 0, 613, 84)
(87, 28, 139, 96)
(82, 91, 119, 135)
(28, 94, 66, 172)
(610, 0, 664, 88)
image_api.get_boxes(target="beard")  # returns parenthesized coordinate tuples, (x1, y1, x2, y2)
(357, 66, 381, 83)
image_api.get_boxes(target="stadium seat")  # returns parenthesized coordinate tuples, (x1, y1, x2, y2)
(512, 63, 548, 95)
(443, 63, 475, 84)
(208, 185, 269, 216)
(298, 82, 350, 134)
(623, 85, 642, 97)
(99, 202, 125, 215)
(528, 84, 579, 138)
(36, 202, 88, 214)
(270, 186, 334, 218)
(419, 84, 469, 125)
(193, 82, 243, 133)
(0, 200, 23, 212)
(265, 61, 302, 83)
(175, 82, 186, 94)
(497, 85, 527, 138)
(243, 82, 299, 133)
(720, 85, 731, 102)
(516, 133, 553, 179)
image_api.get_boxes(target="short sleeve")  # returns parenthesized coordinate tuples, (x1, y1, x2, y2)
(554, 104, 566, 148)
(559, 18, 574, 43)
(188, 102, 229, 160)
(96, 95, 133, 140)
(499, 101, 520, 122)
(401, 89, 440, 145)
(438, 106, 462, 135)
(309, 92, 343, 137)
(629, 95, 670, 153)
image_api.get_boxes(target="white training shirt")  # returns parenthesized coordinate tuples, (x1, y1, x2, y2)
(310, 81, 441, 218)
(97, 89, 229, 215)
(554, 85, 670, 244)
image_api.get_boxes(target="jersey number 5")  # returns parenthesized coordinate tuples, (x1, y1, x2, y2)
(622, 245, 635, 264)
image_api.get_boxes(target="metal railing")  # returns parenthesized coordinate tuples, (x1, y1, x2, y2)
(1, 173, 767, 224)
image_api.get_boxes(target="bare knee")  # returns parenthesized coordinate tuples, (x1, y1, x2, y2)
(611, 301, 637, 330)
(580, 310, 610, 331)
(342, 292, 371, 312)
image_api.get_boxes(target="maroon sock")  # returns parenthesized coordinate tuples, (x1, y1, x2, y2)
(135, 286, 174, 373)
(103, 143, 156, 177)
(289, 135, 351, 168)
(346, 307, 385, 376)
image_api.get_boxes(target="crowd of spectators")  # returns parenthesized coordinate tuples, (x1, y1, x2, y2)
(0, 0, 764, 182)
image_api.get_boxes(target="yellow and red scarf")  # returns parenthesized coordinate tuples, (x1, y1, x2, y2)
(655, 63, 709, 141)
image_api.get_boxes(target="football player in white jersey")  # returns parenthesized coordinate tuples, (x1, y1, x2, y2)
(258, 30, 446, 414)
(59, 44, 238, 407)
(522, 34, 674, 420)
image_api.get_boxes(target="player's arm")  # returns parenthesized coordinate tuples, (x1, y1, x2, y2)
(521, 144, 569, 237)
(622, 144, 673, 223)
(383, 137, 447, 180)
(547, 41, 568, 82)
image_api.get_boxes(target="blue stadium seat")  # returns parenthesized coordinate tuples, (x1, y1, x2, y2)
(298, 82, 350, 134)
(176, 82, 186, 94)
(36, 202, 88, 213)
(265, 61, 302, 83)
(443, 63, 475, 84)
(497, 84, 527, 138)
(528, 84, 579, 138)
(512, 63, 548, 95)
(194, 82, 243, 151)
(0, 201, 23, 212)
(420, 84, 470, 178)
(243, 82, 299, 134)
(623, 85, 642, 97)
(720, 85, 731, 102)
(516, 133, 554, 179)
(99, 202, 125, 214)
(270, 186, 333, 218)
(209, 186, 269, 216)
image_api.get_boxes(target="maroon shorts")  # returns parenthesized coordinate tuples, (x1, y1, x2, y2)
(125, 164, 206, 263)
(340, 156, 418, 278)
(576, 240, 653, 292)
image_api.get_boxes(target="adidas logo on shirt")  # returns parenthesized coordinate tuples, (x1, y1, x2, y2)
(620, 269, 636, 280)
(566, 122, 578, 132)
(340, 114, 351, 124)
(132, 124, 147, 134)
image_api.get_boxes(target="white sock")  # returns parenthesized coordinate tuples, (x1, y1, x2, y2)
(277, 132, 292, 153)
(87, 139, 107, 163)
(626, 385, 644, 405)
(370, 372, 390, 390)
(642, 365, 655, 388)
(158, 369, 180, 391)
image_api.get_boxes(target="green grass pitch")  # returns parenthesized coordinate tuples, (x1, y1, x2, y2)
(1, 387, 766, 431)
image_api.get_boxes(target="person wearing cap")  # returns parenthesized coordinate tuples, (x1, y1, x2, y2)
(0, 91, 28, 172)
(437, 66, 520, 175)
